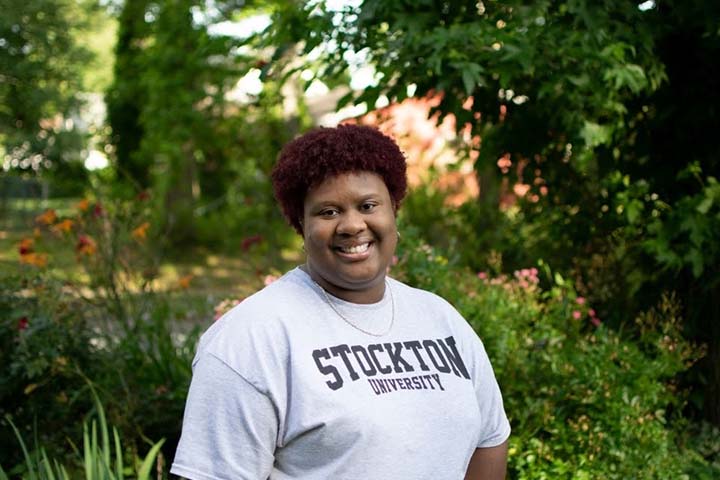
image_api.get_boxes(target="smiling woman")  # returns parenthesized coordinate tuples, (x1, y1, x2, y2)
(171, 125, 510, 480)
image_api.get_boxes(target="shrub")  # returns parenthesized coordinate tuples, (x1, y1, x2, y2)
(393, 228, 717, 478)
(2, 195, 202, 472)
(0, 274, 100, 467)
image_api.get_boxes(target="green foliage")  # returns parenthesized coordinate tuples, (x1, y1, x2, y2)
(105, 0, 302, 249)
(1, 196, 202, 470)
(645, 171, 720, 278)
(0, 269, 198, 474)
(0, 0, 94, 192)
(393, 232, 718, 478)
(1, 391, 164, 479)
(0, 273, 98, 467)
(265, 0, 720, 422)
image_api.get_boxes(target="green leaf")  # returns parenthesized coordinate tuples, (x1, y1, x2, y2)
(626, 199, 643, 224)
(581, 121, 612, 148)
(696, 195, 714, 215)
(685, 248, 704, 278)
(5, 415, 38, 480)
(137, 439, 166, 480)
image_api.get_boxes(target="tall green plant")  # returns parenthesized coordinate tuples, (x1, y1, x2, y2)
(1, 391, 164, 480)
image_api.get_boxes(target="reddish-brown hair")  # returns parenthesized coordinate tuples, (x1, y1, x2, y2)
(272, 124, 407, 234)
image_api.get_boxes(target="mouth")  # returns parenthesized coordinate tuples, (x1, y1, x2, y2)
(333, 241, 374, 259)
(336, 242, 371, 254)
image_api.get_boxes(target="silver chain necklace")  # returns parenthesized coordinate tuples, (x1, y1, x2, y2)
(314, 279, 395, 337)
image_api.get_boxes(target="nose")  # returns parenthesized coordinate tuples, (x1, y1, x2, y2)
(336, 209, 366, 235)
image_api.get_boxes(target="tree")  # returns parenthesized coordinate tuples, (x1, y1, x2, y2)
(265, 0, 720, 424)
(0, 0, 92, 194)
(106, 0, 151, 189)
(107, 0, 298, 246)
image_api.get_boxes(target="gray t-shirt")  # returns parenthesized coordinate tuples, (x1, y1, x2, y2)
(171, 268, 510, 480)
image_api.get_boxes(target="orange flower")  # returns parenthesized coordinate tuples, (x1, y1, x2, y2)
(131, 222, 150, 241)
(35, 209, 57, 225)
(178, 274, 193, 289)
(18, 237, 34, 255)
(76, 235, 97, 256)
(77, 198, 90, 212)
(52, 219, 74, 234)
(19, 252, 48, 267)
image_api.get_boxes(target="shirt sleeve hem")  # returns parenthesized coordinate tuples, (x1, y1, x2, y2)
(170, 464, 240, 480)
(476, 422, 511, 448)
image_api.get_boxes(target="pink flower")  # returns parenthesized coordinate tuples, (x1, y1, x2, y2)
(241, 234, 264, 251)
(572, 310, 582, 320)
(478, 272, 488, 280)
(17, 317, 29, 331)
(93, 202, 104, 217)
(590, 317, 601, 327)
(264, 274, 278, 286)
(529, 268, 538, 277)
(588, 309, 596, 317)
(575, 297, 586, 305)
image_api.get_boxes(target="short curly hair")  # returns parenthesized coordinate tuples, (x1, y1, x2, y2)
(272, 124, 407, 234)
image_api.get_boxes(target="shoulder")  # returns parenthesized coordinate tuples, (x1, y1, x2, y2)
(195, 269, 314, 368)
(389, 276, 465, 320)
(214, 268, 311, 328)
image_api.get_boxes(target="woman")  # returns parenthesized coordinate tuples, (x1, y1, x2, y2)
(171, 125, 510, 479)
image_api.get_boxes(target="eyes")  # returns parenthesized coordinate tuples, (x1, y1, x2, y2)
(318, 201, 378, 217)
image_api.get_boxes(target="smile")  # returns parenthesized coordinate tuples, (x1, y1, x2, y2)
(336, 242, 371, 254)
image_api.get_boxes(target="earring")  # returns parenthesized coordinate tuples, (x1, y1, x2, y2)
(397, 231, 402, 240)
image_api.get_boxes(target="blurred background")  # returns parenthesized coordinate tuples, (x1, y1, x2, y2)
(1, 0, 719, 478)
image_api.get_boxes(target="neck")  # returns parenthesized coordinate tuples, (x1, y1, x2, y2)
(300, 264, 386, 304)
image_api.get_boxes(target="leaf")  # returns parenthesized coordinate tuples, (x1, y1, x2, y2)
(685, 248, 704, 278)
(459, 63, 484, 95)
(626, 199, 643, 224)
(137, 439, 166, 480)
(581, 121, 612, 148)
(24, 383, 39, 395)
(696, 195, 714, 215)
(5, 415, 38, 480)
(604, 63, 648, 93)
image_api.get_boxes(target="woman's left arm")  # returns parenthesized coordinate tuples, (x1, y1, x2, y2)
(464, 440, 509, 480)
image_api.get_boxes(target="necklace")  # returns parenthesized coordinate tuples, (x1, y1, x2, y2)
(314, 280, 395, 337)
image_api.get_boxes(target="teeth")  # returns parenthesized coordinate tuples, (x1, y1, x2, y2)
(340, 243, 369, 254)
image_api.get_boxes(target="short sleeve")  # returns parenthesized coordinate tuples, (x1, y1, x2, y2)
(171, 352, 278, 480)
(471, 338, 511, 448)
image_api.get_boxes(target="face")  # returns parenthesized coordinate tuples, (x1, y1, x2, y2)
(302, 171, 397, 304)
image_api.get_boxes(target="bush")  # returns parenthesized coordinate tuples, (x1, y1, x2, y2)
(0, 274, 100, 467)
(393, 229, 718, 478)
(1, 196, 202, 472)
